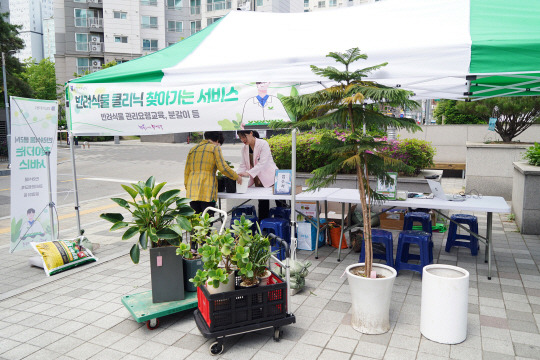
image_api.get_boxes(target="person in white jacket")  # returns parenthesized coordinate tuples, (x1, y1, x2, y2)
(237, 130, 285, 220)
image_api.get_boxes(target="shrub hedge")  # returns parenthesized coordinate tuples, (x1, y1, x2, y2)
(268, 130, 435, 175)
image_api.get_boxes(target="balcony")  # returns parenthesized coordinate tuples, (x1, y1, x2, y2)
(87, 0, 103, 8)
(87, 17, 103, 30)
(207, 1, 232, 11)
(89, 42, 103, 52)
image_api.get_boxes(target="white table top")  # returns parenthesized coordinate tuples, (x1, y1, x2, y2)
(326, 188, 511, 213)
(218, 187, 341, 201)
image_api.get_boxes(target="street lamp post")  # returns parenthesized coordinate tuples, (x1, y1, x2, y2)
(1, 52, 12, 168)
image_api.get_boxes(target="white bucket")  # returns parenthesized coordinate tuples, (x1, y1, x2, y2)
(236, 176, 250, 193)
(421, 264, 469, 344)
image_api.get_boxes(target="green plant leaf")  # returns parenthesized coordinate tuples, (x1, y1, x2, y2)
(144, 186, 152, 199)
(130, 244, 140, 264)
(158, 189, 181, 203)
(121, 184, 138, 199)
(145, 176, 155, 189)
(122, 226, 140, 240)
(152, 182, 166, 197)
(156, 228, 181, 239)
(139, 231, 148, 250)
(100, 213, 124, 223)
(111, 198, 130, 209)
(176, 216, 192, 231)
(110, 221, 129, 231)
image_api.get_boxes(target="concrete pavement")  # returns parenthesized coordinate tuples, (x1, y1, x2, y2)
(0, 143, 539, 359)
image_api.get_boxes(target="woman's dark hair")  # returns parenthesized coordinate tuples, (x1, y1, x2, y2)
(204, 131, 224, 143)
(237, 130, 260, 139)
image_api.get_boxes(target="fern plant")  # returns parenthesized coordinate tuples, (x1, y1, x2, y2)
(277, 48, 420, 276)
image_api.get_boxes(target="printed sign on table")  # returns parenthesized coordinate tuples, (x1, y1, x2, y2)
(10, 97, 58, 253)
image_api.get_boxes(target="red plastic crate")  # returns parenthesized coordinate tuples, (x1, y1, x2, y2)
(197, 269, 287, 332)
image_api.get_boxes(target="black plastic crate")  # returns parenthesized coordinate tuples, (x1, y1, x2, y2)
(196, 269, 287, 332)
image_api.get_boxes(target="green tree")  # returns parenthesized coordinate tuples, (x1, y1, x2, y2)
(279, 48, 420, 276)
(0, 12, 32, 107)
(22, 58, 59, 100)
(433, 100, 484, 125)
(455, 97, 540, 142)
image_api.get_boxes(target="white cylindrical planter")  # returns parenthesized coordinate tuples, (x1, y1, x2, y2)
(346, 263, 397, 334)
(421, 264, 469, 344)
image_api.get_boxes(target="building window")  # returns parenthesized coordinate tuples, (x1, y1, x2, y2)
(114, 36, 128, 43)
(74, 8, 88, 27)
(76, 58, 90, 75)
(329, 0, 337, 6)
(142, 39, 158, 51)
(318, 1, 325, 7)
(116, 59, 129, 64)
(140, 0, 158, 6)
(256, 0, 263, 6)
(75, 8, 100, 28)
(304, 0, 309, 7)
(167, 0, 182, 9)
(75, 33, 88, 51)
(190, 20, 201, 35)
(167, 21, 183, 32)
(190, 0, 201, 14)
(207, 17, 221, 26)
(113, 11, 127, 19)
(207, 0, 231, 11)
(141, 16, 158, 29)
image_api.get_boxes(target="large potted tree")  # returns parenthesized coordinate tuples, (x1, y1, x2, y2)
(100, 176, 194, 302)
(279, 48, 420, 334)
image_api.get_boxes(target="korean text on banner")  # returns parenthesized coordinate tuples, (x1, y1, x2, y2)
(10, 97, 58, 253)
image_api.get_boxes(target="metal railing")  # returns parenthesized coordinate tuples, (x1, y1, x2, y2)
(87, 17, 103, 28)
(207, 1, 232, 11)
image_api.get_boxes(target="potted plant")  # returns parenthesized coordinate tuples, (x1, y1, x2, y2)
(217, 160, 234, 192)
(190, 230, 238, 294)
(176, 212, 213, 292)
(278, 48, 419, 333)
(100, 176, 194, 302)
(251, 234, 274, 286)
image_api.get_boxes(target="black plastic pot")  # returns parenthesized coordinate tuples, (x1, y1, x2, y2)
(183, 257, 204, 292)
(217, 177, 226, 192)
(225, 178, 236, 193)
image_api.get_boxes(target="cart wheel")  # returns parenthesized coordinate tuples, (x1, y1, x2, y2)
(146, 318, 159, 330)
(209, 341, 224, 356)
(273, 327, 282, 342)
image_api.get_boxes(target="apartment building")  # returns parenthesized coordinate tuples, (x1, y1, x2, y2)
(304, 0, 376, 12)
(5, 0, 45, 62)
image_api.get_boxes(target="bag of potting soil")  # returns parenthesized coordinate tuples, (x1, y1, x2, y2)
(31, 240, 97, 276)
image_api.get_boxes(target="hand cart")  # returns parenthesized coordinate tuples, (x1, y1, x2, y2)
(193, 231, 296, 355)
(121, 207, 230, 330)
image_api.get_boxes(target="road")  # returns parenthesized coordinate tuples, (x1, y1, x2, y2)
(0, 140, 244, 243)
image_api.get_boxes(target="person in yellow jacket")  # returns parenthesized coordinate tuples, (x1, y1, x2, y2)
(184, 131, 242, 214)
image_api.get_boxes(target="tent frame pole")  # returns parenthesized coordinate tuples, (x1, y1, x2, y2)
(290, 128, 297, 260)
(66, 91, 82, 236)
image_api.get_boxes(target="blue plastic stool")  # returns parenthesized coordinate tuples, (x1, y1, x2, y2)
(230, 214, 259, 234)
(394, 230, 433, 275)
(260, 218, 291, 261)
(269, 207, 291, 221)
(359, 229, 394, 268)
(232, 205, 257, 218)
(403, 211, 432, 235)
(445, 214, 479, 256)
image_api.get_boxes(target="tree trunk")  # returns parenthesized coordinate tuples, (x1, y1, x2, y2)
(357, 161, 372, 276)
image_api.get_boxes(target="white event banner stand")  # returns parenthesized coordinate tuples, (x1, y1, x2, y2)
(327, 188, 511, 280)
(218, 187, 341, 259)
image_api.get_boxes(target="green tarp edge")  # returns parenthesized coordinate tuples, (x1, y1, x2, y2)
(470, 0, 540, 74)
(69, 18, 223, 84)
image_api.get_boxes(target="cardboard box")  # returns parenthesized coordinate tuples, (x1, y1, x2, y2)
(379, 208, 407, 230)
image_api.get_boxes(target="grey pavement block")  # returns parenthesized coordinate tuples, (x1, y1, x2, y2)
(449, 344, 483, 360)
(284, 342, 323, 360)
(150, 329, 186, 346)
(326, 335, 358, 353)
(359, 331, 392, 346)
(172, 333, 208, 351)
(510, 330, 540, 346)
(384, 346, 417, 360)
(318, 348, 351, 360)
(259, 338, 296, 356)
(481, 337, 515, 356)
(22, 348, 64, 360)
(130, 341, 168, 359)
(148, 347, 191, 360)
(65, 342, 105, 360)
(514, 342, 540, 359)
(88, 348, 127, 360)
(354, 340, 386, 359)
(481, 351, 516, 360)
(307, 318, 339, 335)
(1, 343, 41, 360)
(324, 300, 351, 313)
(0, 339, 22, 356)
(389, 333, 420, 352)
(418, 337, 450, 357)
(109, 335, 147, 353)
(88, 329, 126, 347)
(508, 318, 539, 333)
